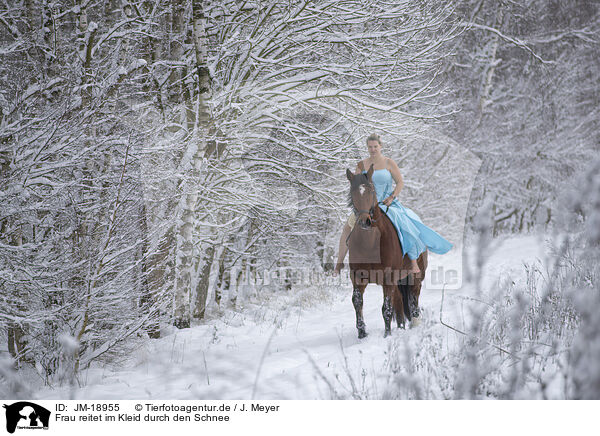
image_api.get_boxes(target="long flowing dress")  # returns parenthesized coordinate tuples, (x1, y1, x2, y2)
(366, 168, 453, 259)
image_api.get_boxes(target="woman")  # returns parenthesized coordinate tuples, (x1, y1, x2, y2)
(333, 133, 452, 276)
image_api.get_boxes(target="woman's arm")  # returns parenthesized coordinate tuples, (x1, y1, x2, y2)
(388, 158, 404, 196)
(382, 158, 404, 205)
(354, 160, 365, 174)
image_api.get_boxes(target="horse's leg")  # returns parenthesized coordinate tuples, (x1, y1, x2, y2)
(392, 285, 405, 329)
(408, 291, 420, 328)
(409, 287, 420, 318)
(409, 252, 427, 327)
(382, 285, 395, 337)
(407, 280, 422, 327)
(352, 284, 368, 339)
(398, 274, 413, 323)
(405, 272, 419, 320)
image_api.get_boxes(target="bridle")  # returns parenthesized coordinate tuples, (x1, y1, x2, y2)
(346, 179, 388, 245)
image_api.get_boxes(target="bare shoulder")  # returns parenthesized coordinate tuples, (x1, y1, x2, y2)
(386, 157, 400, 170)
(386, 158, 403, 182)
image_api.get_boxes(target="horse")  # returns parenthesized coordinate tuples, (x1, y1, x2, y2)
(346, 164, 427, 338)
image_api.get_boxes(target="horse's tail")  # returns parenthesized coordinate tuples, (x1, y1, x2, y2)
(398, 275, 412, 322)
(391, 285, 402, 325)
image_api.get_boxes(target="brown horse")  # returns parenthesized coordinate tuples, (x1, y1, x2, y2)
(346, 164, 427, 338)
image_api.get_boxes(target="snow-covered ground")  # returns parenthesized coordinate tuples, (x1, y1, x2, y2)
(34, 234, 549, 400)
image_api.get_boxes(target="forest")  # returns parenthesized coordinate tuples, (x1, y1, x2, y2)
(1, 0, 598, 399)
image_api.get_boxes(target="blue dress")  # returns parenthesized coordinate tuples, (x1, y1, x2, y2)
(365, 168, 453, 259)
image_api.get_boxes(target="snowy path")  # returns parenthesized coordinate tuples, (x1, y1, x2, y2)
(36, 235, 548, 400)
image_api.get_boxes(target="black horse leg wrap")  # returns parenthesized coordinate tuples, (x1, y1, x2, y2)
(382, 296, 393, 319)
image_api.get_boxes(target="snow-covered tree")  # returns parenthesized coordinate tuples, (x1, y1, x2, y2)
(444, 0, 599, 235)
(1, 0, 461, 381)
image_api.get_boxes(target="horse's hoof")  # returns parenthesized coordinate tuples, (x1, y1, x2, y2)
(410, 317, 421, 328)
(383, 330, 391, 338)
(358, 330, 368, 339)
(397, 322, 405, 330)
(410, 305, 420, 319)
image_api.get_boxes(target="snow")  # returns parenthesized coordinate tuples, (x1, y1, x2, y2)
(58, 334, 79, 354)
(34, 234, 547, 400)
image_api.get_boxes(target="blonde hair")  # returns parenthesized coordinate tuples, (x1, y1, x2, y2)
(366, 133, 382, 146)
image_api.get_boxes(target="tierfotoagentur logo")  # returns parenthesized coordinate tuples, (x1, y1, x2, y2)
(2, 402, 50, 434)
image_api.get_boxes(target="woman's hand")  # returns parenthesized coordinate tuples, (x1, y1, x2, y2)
(382, 195, 394, 206)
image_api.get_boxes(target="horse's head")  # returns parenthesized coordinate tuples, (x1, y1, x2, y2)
(346, 164, 377, 229)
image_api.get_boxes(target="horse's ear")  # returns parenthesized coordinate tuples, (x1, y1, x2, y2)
(346, 168, 354, 182)
(366, 163, 374, 180)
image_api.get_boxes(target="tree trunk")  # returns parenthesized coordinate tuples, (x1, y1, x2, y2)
(138, 201, 160, 338)
(214, 246, 228, 306)
(193, 244, 215, 320)
(173, 0, 212, 328)
(477, 7, 504, 125)
(7, 229, 31, 367)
